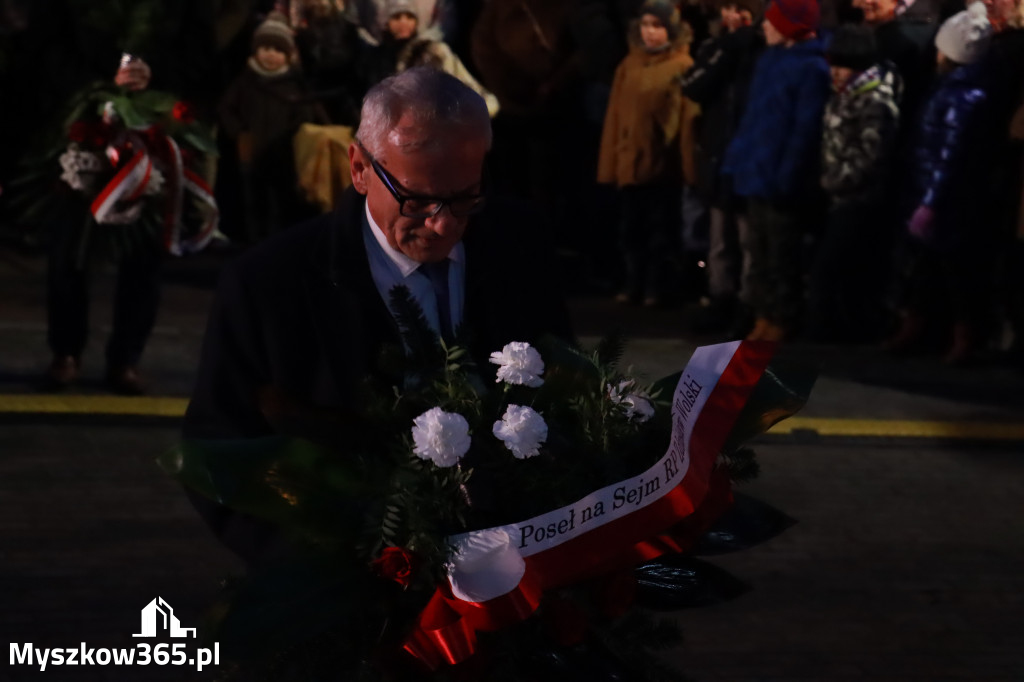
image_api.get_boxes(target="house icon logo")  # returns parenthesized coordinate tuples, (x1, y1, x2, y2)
(132, 597, 197, 638)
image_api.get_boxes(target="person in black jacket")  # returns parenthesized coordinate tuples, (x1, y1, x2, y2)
(184, 67, 572, 561)
(219, 12, 326, 244)
(294, 0, 366, 126)
(680, 0, 763, 334)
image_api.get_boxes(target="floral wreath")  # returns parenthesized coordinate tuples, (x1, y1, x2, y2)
(11, 81, 222, 263)
(163, 288, 814, 681)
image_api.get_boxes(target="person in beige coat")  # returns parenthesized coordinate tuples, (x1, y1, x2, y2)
(598, 0, 698, 306)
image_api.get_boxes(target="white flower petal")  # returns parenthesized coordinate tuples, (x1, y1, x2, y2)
(492, 404, 548, 459)
(608, 380, 655, 423)
(488, 342, 545, 387)
(411, 407, 471, 467)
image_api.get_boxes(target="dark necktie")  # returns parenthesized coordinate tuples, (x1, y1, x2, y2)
(422, 259, 453, 341)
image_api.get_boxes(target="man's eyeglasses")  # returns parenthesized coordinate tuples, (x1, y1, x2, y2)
(356, 139, 486, 219)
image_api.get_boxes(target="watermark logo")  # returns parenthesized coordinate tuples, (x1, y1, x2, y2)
(133, 597, 196, 638)
(10, 597, 218, 672)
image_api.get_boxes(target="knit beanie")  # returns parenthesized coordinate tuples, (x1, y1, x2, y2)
(640, 0, 683, 40)
(384, 0, 420, 21)
(252, 11, 295, 55)
(826, 24, 878, 70)
(764, 0, 820, 40)
(934, 1, 991, 64)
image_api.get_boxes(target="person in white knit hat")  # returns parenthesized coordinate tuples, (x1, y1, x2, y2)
(886, 1, 993, 364)
(363, 0, 500, 116)
(934, 0, 992, 63)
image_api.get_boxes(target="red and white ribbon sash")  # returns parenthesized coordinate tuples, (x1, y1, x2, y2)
(404, 340, 777, 668)
(159, 135, 221, 256)
(90, 151, 152, 223)
(88, 128, 220, 256)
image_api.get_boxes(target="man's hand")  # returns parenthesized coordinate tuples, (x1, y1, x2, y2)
(114, 59, 152, 91)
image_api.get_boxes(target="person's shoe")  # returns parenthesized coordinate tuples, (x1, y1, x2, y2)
(105, 366, 145, 395)
(942, 322, 975, 366)
(745, 317, 770, 341)
(690, 297, 738, 334)
(759, 321, 787, 342)
(613, 291, 635, 305)
(728, 303, 756, 339)
(47, 356, 79, 389)
(883, 313, 926, 354)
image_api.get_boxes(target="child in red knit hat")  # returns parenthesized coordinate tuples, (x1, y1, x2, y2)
(720, 0, 831, 342)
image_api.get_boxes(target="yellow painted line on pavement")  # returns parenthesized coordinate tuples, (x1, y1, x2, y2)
(770, 417, 1024, 440)
(0, 395, 1021, 440)
(0, 394, 189, 417)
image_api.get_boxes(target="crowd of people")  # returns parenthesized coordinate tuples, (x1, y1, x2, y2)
(234, 0, 1022, 367)
(1, 0, 1023, 395)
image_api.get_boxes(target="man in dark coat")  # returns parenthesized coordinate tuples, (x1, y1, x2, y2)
(183, 67, 572, 559)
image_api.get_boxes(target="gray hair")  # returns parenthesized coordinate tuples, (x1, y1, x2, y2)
(356, 67, 492, 155)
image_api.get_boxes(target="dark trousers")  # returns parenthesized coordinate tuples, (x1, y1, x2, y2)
(904, 241, 987, 329)
(707, 204, 753, 303)
(47, 221, 162, 369)
(1006, 240, 1024, 352)
(618, 183, 680, 300)
(745, 198, 806, 329)
(241, 161, 294, 244)
(805, 197, 888, 342)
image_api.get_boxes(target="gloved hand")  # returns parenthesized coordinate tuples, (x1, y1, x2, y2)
(908, 205, 935, 242)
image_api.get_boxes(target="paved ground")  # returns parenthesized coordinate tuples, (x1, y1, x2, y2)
(2, 246, 1023, 681)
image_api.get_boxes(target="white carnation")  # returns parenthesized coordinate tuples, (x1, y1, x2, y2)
(411, 407, 471, 467)
(489, 342, 545, 387)
(492, 404, 548, 459)
(608, 380, 655, 423)
(59, 147, 105, 192)
(143, 166, 165, 196)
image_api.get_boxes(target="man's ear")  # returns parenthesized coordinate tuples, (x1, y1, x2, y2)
(348, 142, 369, 195)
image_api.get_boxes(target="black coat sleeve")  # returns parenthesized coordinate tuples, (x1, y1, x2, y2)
(183, 258, 274, 440)
(680, 35, 736, 105)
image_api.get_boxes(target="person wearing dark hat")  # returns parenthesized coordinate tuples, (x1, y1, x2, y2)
(804, 24, 900, 343)
(294, 0, 366, 126)
(720, 0, 831, 342)
(597, 0, 699, 307)
(680, 0, 765, 334)
(219, 12, 327, 243)
(886, 1, 994, 363)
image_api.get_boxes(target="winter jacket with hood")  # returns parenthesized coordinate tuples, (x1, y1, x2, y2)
(821, 64, 901, 203)
(910, 61, 991, 244)
(597, 29, 698, 188)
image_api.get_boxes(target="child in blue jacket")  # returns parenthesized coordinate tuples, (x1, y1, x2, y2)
(886, 2, 993, 364)
(721, 0, 831, 341)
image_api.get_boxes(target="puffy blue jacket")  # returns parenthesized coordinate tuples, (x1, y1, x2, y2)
(913, 64, 988, 211)
(721, 39, 831, 200)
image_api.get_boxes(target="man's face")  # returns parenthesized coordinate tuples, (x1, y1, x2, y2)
(721, 5, 750, 31)
(763, 18, 786, 44)
(983, 0, 1018, 30)
(857, 0, 898, 25)
(349, 122, 488, 263)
